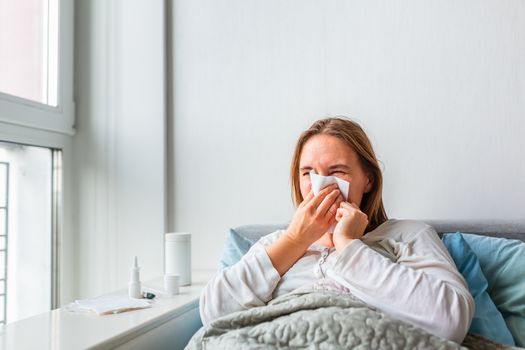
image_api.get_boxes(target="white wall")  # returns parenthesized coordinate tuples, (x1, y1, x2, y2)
(74, 0, 166, 298)
(170, 0, 525, 270)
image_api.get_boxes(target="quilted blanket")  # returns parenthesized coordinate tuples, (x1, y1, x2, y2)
(186, 290, 522, 350)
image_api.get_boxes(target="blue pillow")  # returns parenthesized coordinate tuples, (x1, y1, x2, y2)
(219, 224, 287, 270)
(218, 229, 255, 270)
(461, 233, 525, 347)
(442, 232, 515, 346)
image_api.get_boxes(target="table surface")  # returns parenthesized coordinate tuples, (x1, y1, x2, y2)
(0, 270, 216, 350)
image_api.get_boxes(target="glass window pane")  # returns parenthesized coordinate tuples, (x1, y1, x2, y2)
(0, 0, 58, 106)
(0, 163, 6, 207)
(0, 142, 53, 324)
(0, 251, 4, 280)
(0, 296, 4, 323)
(0, 209, 4, 236)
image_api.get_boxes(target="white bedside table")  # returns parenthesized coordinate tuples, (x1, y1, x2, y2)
(0, 269, 216, 350)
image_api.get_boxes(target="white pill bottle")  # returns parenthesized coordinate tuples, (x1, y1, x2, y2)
(165, 232, 192, 286)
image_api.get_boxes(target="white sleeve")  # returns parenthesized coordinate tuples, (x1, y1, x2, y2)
(326, 224, 475, 344)
(199, 241, 281, 326)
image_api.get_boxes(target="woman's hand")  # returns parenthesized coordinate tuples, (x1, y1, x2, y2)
(333, 202, 369, 252)
(285, 184, 343, 248)
(267, 184, 342, 276)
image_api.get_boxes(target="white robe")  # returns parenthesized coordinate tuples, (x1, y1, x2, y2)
(199, 219, 475, 344)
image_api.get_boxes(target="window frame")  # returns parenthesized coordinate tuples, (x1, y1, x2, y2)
(0, 0, 75, 308)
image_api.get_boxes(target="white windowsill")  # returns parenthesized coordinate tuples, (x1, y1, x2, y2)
(0, 269, 216, 350)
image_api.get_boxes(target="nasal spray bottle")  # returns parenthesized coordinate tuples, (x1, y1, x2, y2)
(128, 256, 142, 299)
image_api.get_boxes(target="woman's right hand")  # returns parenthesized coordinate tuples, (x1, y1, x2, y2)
(285, 184, 342, 247)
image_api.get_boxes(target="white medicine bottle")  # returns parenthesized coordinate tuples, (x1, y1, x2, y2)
(165, 232, 192, 286)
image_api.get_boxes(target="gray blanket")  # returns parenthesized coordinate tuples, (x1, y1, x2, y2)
(186, 290, 522, 350)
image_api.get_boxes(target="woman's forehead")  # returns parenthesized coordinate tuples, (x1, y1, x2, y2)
(300, 134, 357, 165)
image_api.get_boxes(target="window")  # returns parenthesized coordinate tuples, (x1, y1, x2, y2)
(0, 161, 7, 323)
(0, 0, 58, 106)
(0, 0, 74, 135)
(0, 142, 60, 324)
(0, 0, 73, 322)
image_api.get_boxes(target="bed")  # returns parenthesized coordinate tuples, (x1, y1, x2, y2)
(185, 219, 525, 350)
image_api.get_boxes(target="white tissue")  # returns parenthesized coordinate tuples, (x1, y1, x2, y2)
(75, 295, 151, 315)
(309, 170, 350, 234)
(309, 170, 350, 201)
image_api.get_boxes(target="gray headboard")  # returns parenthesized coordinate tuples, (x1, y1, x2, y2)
(424, 219, 525, 241)
(233, 220, 525, 243)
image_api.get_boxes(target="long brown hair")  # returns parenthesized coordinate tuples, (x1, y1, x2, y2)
(290, 116, 388, 233)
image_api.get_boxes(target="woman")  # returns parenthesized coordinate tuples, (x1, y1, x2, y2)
(200, 117, 474, 344)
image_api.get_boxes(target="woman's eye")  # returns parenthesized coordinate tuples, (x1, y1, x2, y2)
(302, 172, 310, 177)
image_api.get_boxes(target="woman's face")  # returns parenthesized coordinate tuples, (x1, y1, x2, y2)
(299, 134, 373, 207)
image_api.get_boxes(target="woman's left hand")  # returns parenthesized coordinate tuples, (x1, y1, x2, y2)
(333, 202, 369, 252)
